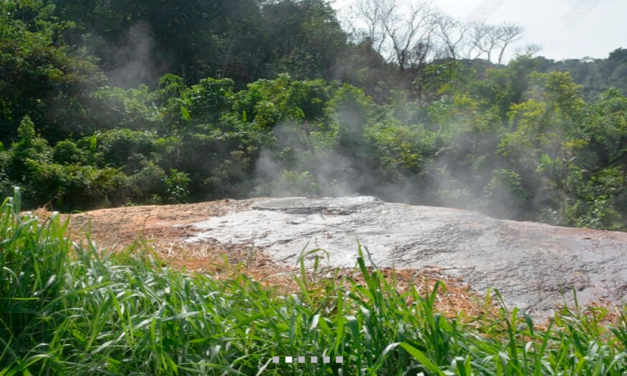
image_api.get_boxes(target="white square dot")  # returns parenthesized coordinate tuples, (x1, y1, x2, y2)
(285, 356, 292, 363)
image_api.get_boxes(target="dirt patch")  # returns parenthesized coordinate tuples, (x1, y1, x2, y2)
(62, 199, 259, 248)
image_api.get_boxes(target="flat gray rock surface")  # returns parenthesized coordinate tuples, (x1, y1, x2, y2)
(187, 196, 627, 315)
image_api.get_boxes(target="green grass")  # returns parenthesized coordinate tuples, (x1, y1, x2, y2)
(1, 187, 627, 375)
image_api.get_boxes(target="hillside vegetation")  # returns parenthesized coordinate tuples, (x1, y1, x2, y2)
(1, 0, 627, 231)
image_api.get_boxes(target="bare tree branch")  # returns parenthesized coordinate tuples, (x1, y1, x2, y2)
(353, 0, 527, 68)
(434, 14, 469, 60)
(514, 43, 543, 59)
(496, 23, 524, 64)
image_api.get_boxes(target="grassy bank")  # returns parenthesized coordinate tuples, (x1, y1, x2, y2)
(1, 188, 627, 375)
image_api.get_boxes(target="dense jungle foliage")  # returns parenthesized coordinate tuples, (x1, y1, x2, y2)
(1, 0, 627, 230)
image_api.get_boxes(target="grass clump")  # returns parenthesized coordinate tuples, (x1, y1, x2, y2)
(1, 188, 627, 375)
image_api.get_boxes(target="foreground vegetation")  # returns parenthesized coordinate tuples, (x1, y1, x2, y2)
(2, 189, 627, 375)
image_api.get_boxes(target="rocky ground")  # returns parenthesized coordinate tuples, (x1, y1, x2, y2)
(57, 196, 627, 318)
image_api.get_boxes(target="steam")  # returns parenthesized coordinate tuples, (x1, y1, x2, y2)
(251, 88, 548, 224)
(106, 22, 166, 88)
(254, 118, 421, 203)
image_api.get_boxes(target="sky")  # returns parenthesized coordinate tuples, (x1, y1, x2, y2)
(331, 0, 627, 62)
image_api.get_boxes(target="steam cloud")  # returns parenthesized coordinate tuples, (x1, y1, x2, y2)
(106, 22, 167, 88)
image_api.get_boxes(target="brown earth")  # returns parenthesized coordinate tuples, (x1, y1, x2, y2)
(63, 199, 259, 247)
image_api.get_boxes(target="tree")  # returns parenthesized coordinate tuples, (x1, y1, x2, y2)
(467, 22, 524, 64)
(354, 0, 393, 55)
(609, 48, 627, 62)
(0, 0, 105, 144)
(434, 15, 469, 60)
(261, 0, 348, 81)
(496, 23, 524, 65)
(514, 43, 543, 59)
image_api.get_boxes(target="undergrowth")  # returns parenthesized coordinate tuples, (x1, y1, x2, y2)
(1, 188, 627, 375)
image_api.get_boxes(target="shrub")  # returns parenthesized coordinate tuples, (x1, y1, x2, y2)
(164, 169, 191, 204)
(53, 140, 87, 165)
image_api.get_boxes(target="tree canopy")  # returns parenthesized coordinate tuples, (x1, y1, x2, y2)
(1, 0, 627, 230)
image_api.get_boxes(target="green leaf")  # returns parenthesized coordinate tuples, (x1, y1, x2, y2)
(400, 343, 446, 376)
(181, 106, 191, 121)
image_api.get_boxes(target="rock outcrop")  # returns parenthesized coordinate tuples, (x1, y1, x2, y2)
(187, 196, 627, 316)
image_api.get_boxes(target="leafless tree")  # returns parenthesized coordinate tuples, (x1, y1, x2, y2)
(390, 3, 437, 72)
(354, 0, 393, 54)
(434, 14, 469, 60)
(355, 0, 438, 72)
(465, 22, 524, 64)
(496, 23, 524, 65)
(476, 24, 502, 63)
(514, 43, 543, 59)
(465, 22, 490, 60)
(353, 0, 526, 68)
